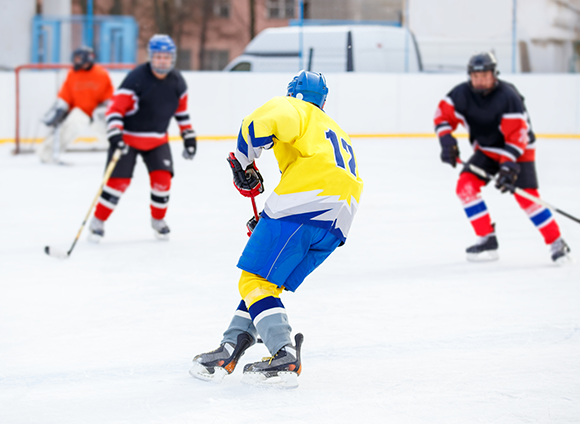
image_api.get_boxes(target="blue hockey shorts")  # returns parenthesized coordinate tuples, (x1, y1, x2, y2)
(237, 216, 342, 292)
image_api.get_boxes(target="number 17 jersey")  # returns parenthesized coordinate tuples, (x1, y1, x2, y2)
(235, 96, 364, 243)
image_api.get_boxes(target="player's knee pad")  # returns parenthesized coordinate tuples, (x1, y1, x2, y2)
(514, 188, 540, 211)
(238, 270, 284, 309)
(456, 172, 486, 204)
(149, 170, 172, 191)
(107, 177, 131, 192)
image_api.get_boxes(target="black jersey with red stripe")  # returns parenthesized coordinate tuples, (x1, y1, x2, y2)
(434, 80, 535, 163)
(106, 63, 193, 151)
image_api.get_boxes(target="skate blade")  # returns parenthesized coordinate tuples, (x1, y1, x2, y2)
(241, 371, 299, 389)
(554, 253, 575, 266)
(87, 233, 103, 244)
(188, 362, 228, 383)
(153, 231, 170, 241)
(466, 250, 499, 262)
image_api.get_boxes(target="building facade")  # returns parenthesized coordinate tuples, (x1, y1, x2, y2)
(409, 0, 580, 73)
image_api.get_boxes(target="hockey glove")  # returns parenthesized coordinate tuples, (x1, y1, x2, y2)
(495, 161, 520, 193)
(227, 152, 264, 198)
(182, 129, 197, 160)
(43, 107, 68, 128)
(246, 215, 258, 237)
(439, 133, 459, 168)
(108, 131, 127, 153)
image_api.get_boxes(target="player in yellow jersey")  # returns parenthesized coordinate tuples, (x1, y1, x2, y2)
(189, 71, 363, 388)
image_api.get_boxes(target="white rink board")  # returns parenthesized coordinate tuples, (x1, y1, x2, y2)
(2, 71, 580, 142)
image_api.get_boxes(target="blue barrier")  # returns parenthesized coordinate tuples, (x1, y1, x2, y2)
(31, 15, 138, 64)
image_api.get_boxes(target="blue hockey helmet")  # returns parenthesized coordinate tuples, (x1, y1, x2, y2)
(287, 70, 328, 109)
(148, 34, 176, 75)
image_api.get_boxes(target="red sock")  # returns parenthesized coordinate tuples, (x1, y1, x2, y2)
(150, 170, 172, 220)
(514, 189, 560, 244)
(456, 172, 494, 236)
(94, 178, 131, 221)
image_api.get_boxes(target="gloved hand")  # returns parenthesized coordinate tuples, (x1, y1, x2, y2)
(226, 152, 264, 198)
(182, 129, 197, 160)
(44, 108, 68, 127)
(439, 133, 459, 167)
(495, 161, 520, 193)
(246, 215, 258, 237)
(108, 131, 126, 152)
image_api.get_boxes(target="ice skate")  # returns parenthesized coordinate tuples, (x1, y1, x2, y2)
(151, 218, 170, 240)
(550, 237, 573, 265)
(466, 231, 499, 262)
(189, 332, 253, 383)
(87, 216, 105, 243)
(241, 333, 303, 389)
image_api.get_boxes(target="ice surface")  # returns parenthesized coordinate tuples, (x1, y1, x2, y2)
(1, 138, 579, 424)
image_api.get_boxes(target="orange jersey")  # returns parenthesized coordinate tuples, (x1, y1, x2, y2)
(58, 64, 114, 116)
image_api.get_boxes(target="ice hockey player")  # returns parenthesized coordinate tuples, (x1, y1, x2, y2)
(88, 34, 197, 241)
(434, 52, 571, 264)
(189, 71, 363, 388)
(37, 46, 113, 163)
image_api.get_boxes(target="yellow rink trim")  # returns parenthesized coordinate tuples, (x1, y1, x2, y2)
(3, 133, 580, 144)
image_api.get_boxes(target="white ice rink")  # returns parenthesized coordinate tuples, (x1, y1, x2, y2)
(1, 137, 579, 424)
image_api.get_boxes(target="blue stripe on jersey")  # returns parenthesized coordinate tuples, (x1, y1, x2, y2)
(531, 208, 552, 227)
(464, 200, 487, 218)
(236, 128, 248, 157)
(248, 121, 274, 148)
(248, 296, 284, 321)
(236, 299, 248, 312)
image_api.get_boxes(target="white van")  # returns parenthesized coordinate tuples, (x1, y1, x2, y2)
(223, 25, 423, 73)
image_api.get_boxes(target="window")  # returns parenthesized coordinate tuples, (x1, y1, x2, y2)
(200, 50, 230, 71)
(230, 62, 251, 72)
(266, 0, 295, 19)
(213, 0, 230, 18)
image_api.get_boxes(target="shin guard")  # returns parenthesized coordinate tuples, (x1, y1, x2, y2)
(515, 189, 561, 245)
(94, 177, 131, 221)
(456, 172, 494, 236)
(150, 170, 171, 220)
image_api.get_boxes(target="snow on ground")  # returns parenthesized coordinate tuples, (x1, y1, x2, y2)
(1, 137, 579, 424)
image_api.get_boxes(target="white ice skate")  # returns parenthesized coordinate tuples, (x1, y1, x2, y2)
(151, 218, 170, 241)
(87, 216, 105, 243)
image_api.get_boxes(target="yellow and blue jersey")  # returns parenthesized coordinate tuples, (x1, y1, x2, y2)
(235, 96, 363, 242)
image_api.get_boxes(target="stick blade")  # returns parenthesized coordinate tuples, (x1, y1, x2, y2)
(44, 246, 69, 259)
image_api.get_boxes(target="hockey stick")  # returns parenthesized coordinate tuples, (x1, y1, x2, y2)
(250, 196, 260, 222)
(459, 159, 580, 225)
(245, 195, 261, 237)
(44, 148, 123, 259)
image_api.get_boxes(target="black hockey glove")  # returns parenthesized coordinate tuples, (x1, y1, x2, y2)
(108, 131, 127, 152)
(182, 129, 197, 160)
(246, 215, 259, 237)
(439, 133, 459, 168)
(227, 152, 264, 198)
(495, 161, 520, 193)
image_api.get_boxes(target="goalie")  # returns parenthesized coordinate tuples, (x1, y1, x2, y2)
(37, 46, 114, 163)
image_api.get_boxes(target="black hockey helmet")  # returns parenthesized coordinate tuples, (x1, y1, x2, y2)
(72, 46, 95, 71)
(467, 52, 498, 75)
